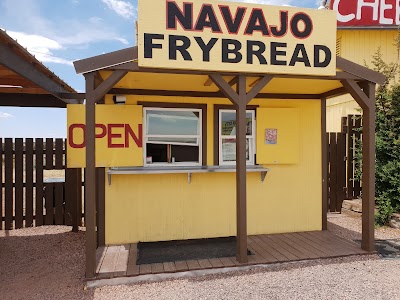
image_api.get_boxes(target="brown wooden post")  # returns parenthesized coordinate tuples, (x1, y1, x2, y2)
(96, 167, 106, 247)
(85, 72, 97, 278)
(340, 79, 376, 252)
(209, 74, 272, 263)
(361, 83, 376, 252)
(236, 75, 248, 263)
(82, 69, 127, 278)
(321, 98, 328, 230)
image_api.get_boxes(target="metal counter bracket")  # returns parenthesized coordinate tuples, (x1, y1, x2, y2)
(107, 166, 270, 186)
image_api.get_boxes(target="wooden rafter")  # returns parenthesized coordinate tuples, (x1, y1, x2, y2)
(89, 70, 128, 104)
(340, 80, 373, 110)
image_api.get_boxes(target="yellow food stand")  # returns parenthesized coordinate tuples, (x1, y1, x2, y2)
(70, 0, 384, 279)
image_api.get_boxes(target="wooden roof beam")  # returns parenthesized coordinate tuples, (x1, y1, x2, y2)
(0, 93, 66, 108)
(0, 87, 48, 94)
(340, 79, 373, 110)
(337, 57, 386, 85)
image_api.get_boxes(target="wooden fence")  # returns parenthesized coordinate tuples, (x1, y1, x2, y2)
(0, 138, 83, 230)
(327, 115, 362, 213)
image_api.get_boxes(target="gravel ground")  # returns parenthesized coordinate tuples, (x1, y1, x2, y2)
(328, 210, 400, 240)
(0, 211, 399, 300)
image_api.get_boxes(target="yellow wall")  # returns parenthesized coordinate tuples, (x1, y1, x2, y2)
(337, 30, 398, 66)
(104, 96, 322, 245)
(327, 29, 398, 132)
(326, 95, 362, 132)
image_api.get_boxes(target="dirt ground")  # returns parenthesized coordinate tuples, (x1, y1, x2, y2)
(0, 211, 399, 300)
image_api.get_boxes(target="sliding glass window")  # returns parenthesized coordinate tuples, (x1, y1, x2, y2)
(144, 108, 202, 166)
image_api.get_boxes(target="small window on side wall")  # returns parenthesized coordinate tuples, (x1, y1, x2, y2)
(144, 107, 202, 166)
(219, 109, 256, 166)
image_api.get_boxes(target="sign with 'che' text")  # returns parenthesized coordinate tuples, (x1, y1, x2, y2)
(138, 0, 337, 76)
(67, 105, 143, 168)
(331, 0, 400, 26)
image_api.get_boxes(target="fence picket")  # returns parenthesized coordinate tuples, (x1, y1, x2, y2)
(5, 138, 13, 230)
(45, 138, 54, 170)
(353, 117, 362, 198)
(35, 139, 44, 226)
(329, 133, 338, 212)
(14, 139, 24, 229)
(25, 139, 34, 227)
(45, 183, 54, 225)
(55, 183, 64, 225)
(55, 139, 64, 169)
(336, 133, 346, 212)
(0, 138, 2, 230)
(347, 115, 355, 199)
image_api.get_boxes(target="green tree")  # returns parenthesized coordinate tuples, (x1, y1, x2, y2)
(364, 46, 400, 225)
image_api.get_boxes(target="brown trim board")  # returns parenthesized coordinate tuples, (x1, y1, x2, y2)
(110, 88, 321, 99)
(138, 101, 207, 166)
(321, 98, 328, 231)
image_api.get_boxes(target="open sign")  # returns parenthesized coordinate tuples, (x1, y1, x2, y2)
(66, 105, 144, 168)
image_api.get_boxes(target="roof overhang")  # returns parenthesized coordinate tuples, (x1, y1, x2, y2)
(0, 29, 83, 108)
(73, 46, 385, 103)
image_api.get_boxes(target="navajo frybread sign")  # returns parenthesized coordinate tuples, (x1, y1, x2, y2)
(138, 0, 337, 76)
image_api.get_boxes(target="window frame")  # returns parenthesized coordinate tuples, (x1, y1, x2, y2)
(143, 106, 203, 167)
(218, 108, 256, 166)
(213, 104, 259, 166)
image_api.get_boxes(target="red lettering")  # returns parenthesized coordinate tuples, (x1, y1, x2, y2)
(107, 124, 125, 148)
(125, 124, 143, 148)
(69, 123, 143, 149)
(95, 124, 107, 139)
(68, 124, 86, 148)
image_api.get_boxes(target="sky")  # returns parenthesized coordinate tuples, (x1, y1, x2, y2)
(0, 0, 320, 138)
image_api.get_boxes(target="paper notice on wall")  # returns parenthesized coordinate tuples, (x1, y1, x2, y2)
(222, 139, 236, 161)
(265, 129, 278, 145)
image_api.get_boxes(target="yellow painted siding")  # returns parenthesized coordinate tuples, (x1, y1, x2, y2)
(104, 96, 322, 245)
(328, 29, 398, 132)
(326, 95, 362, 132)
(337, 29, 398, 67)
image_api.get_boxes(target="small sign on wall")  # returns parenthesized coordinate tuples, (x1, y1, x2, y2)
(265, 129, 278, 145)
(256, 108, 300, 165)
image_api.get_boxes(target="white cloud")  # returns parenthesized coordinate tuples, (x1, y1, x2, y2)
(0, 112, 14, 119)
(1, 0, 132, 65)
(102, 0, 136, 20)
(6, 31, 73, 66)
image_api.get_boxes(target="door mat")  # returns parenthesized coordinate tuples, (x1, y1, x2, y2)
(355, 239, 400, 259)
(137, 237, 252, 265)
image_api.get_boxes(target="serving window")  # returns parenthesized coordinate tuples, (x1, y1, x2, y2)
(143, 107, 202, 166)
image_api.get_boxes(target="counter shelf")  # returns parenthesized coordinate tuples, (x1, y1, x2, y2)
(107, 166, 270, 185)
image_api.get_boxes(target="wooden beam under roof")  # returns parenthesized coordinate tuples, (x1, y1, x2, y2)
(0, 87, 48, 94)
(0, 68, 17, 77)
(0, 78, 38, 88)
(0, 93, 66, 107)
